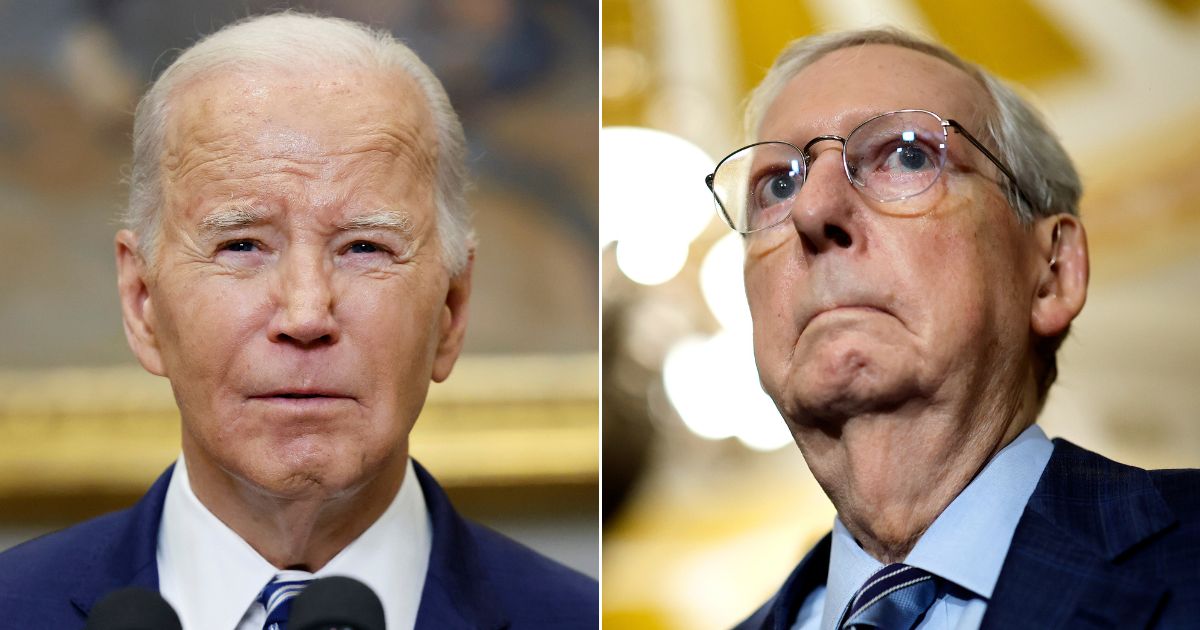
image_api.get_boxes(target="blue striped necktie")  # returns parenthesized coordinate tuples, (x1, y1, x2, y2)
(257, 570, 314, 630)
(839, 563, 939, 629)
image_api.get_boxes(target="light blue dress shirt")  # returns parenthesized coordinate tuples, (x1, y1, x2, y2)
(791, 424, 1054, 630)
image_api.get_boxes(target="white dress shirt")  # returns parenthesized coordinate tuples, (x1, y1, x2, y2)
(157, 455, 432, 630)
(791, 424, 1055, 630)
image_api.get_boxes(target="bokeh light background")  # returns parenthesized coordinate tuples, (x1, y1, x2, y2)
(601, 1, 1200, 627)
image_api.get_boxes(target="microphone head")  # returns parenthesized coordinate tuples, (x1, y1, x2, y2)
(84, 587, 182, 630)
(290, 575, 385, 630)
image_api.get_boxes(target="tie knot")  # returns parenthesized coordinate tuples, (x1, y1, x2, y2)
(841, 563, 939, 630)
(258, 570, 314, 630)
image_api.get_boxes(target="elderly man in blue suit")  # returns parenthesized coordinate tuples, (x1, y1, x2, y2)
(704, 29, 1199, 630)
(0, 12, 596, 629)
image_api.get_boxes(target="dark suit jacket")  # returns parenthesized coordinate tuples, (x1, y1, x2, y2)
(734, 439, 1200, 629)
(0, 461, 598, 629)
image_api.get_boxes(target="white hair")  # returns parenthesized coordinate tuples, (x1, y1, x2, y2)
(743, 28, 1081, 224)
(124, 11, 473, 273)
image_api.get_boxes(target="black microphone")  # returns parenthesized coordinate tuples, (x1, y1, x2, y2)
(84, 587, 182, 630)
(289, 575, 386, 630)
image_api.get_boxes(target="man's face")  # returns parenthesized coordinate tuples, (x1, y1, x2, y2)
(746, 44, 1041, 427)
(120, 66, 470, 499)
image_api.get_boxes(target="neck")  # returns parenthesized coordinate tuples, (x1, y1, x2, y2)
(182, 450, 406, 571)
(792, 375, 1038, 564)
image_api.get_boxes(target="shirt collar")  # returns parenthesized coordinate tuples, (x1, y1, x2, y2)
(820, 518, 883, 630)
(320, 458, 431, 630)
(905, 424, 1052, 598)
(157, 455, 431, 630)
(820, 424, 1054, 629)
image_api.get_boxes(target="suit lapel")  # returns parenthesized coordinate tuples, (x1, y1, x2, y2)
(982, 440, 1176, 629)
(65, 462, 513, 628)
(412, 461, 509, 630)
(69, 466, 172, 618)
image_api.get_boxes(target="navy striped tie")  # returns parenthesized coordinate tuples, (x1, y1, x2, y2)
(258, 570, 314, 630)
(839, 563, 939, 629)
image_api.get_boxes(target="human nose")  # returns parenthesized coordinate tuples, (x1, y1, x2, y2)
(268, 247, 339, 347)
(789, 143, 858, 255)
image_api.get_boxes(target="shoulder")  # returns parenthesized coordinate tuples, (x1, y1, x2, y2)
(1045, 439, 1200, 527)
(1147, 466, 1200, 519)
(1037, 441, 1200, 619)
(1143, 466, 1200, 578)
(1041, 439, 1200, 533)
(0, 508, 136, 626)
(413, 461, 597, 629)
(0, 506, 136, 568)
(0, 467, 169, 627)
(0, 508, 133, 583)
(465, 519, 598, 613)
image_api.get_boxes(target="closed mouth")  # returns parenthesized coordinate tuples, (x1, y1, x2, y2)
(253, 391, 354, 400)
(802, 305, 890, 333)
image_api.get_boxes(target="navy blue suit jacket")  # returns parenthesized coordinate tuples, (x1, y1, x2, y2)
(0, 461, 598, 629)
(735, 439, 1200, 629)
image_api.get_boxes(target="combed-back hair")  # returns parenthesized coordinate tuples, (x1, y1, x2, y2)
(125, 11, 473, 273)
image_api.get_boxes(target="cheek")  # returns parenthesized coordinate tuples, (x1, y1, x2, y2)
(155, 278, 270, 381)
(744, 233, 796, 312)
(744, 255, 802, 371)
(745, 262, 778, 324)
(904, 216, 1018, 344)
(914, 226, 970, 299)
(336, 278, 444, 391)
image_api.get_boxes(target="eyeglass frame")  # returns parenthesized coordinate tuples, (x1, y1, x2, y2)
(704, 109, 1035, 234)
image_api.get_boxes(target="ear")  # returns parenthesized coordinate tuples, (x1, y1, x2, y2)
(1030, 214, 1089, 338)
(431, 250, 474, 383)
(115, 230, 165, 376)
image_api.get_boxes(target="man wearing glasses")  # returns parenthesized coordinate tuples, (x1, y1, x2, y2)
(708, 30, 1199, 629)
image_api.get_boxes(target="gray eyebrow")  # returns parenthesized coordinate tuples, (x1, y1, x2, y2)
(337, 210, 414, 235)
(197, 204, 270, 237)
(194, 206, 415, 246)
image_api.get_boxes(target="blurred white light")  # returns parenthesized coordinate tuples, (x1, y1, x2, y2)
(600, 126, 716, 248)
(663, 335, 731, 440)
(663, 331, 793, 451)
(699, 232, 751, 332)
(615, 236, 689, 286)
(737, 395, 795, 452)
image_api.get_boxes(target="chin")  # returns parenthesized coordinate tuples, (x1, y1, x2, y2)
(242, 438, 373, 499)
(779, 341, 920, 424)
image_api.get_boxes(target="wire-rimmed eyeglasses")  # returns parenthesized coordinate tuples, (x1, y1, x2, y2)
(704, 109, 1032, 234)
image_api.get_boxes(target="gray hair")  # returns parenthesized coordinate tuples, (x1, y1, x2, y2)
(125, 11, 474, 273)
(744, 28, 1080, 224)
(744, 28, 1082, 399)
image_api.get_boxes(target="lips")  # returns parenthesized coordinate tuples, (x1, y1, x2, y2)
(250, 388, 356, 401)
(798, 302, 894, 335)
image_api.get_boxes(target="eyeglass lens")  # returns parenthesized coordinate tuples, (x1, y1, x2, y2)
(710, 110, 949, 233)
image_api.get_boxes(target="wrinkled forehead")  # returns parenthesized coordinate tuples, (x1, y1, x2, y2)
(161, 63, 437, 184)
(758, 44, 993, 142)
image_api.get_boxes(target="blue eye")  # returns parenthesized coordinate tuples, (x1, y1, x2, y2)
(348, 242, 380, 254)
(763, 172, 798, 203)
(223, 240, 257, 252)
(754, 163, 802, 208)
(890, 145, 930, 171)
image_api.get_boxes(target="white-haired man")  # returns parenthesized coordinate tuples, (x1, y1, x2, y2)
(0, 12, 596, 630)
(703, 30, 1199, 629)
